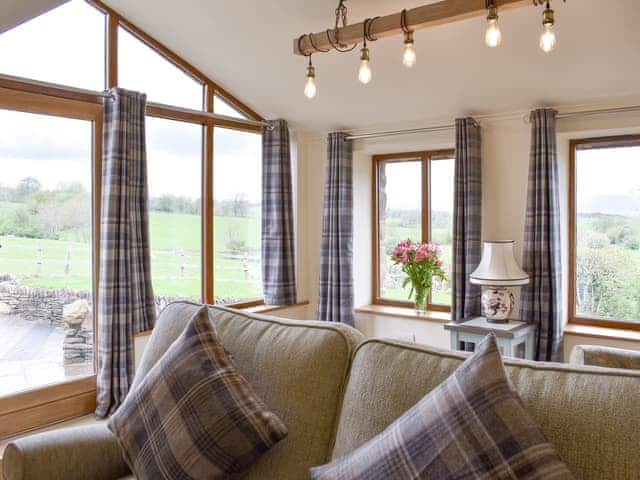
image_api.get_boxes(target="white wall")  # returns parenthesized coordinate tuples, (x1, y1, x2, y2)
(295, 102, 640, 355)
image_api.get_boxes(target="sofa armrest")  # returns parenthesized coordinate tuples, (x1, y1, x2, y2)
(570, 344, 640, 370)
(3, 423, 130, 480)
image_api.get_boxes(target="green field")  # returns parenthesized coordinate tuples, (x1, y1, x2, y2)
(0, 210, 263, 303)
(380, 212, 453, 306)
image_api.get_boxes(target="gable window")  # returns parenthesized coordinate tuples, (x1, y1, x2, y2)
(0, 0, 266, 436)
(372, 151, 455, 311)
(0, 0, 105, 90)
(214, 94, 249, 120)
(569, 135, 640, 329)
(118, 26, 204, 109)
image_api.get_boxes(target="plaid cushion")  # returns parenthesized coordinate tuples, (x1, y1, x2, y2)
(108, 306, 288, 479)
(311, 334, 574, 480)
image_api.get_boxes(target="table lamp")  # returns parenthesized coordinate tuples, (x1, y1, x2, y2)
(470, 241, 529, 323)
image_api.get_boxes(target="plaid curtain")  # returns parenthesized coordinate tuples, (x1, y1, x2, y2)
(261, 119, 297, 305)
(316, 133, 354, 326)
(96, 88, 156, 417)
(521, 108, 563, 362)
(452, 118, 482, 322)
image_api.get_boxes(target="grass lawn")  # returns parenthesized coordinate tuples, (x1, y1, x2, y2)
(0, 211, 263, 302)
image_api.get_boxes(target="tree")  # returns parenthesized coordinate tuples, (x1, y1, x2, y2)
(576, 246, 637, 320)
(231, 193, 249, 218)
(16, 177, 42, 201)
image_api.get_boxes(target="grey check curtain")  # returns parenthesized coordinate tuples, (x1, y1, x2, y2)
(96, 88, 156, 417)
(452, 118, 482, 322)
(521, 108, 563, 362)
(261, 119, 297, 305)
(316, 133, 354, 326)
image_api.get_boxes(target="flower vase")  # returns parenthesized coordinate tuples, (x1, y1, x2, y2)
(414, 285, 430, 313)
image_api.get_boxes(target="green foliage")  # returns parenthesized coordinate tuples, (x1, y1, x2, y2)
(577, 213, 640, 321)
(150, 194, 200, 215)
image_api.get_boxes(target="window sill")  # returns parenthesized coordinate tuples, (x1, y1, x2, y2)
(355, 304, 451, 324)
(564, 323, 640, 343)
(236, 301, 309, 315)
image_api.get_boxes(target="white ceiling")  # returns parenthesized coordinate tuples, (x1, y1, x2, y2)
(102, 0, 640, 132)
(1, 0, 67, 33)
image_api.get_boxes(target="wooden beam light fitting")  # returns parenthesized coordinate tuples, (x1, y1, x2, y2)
(293, 0, 531, 56)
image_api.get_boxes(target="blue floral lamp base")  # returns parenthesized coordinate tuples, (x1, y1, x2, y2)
(481, 286, 516, 323)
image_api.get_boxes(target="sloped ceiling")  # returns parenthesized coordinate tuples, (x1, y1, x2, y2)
(103, 0, 640, 132)
(0, 0, 68, 33)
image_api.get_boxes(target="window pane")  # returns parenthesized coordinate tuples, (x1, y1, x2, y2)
(118, 27, 203, 109)
(0, 0, 105, 90)
(575, 143, 640, 322)
(0, 109, 94, 397)
(147, 117, 202, 308)
(213, 128, 262, 303)
(214, 95, 248, 119)
(379, 160, 422, 300)
(430, 158, 455, 305)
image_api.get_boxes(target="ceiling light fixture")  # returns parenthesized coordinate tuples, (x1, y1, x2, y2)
(304, 56, 317, 99)
(358, 17, 378, 84)
(484, 0, 502, 48)
(294, 1, 568, 98)
(539, 1, 557, 53)
(401, 9, 417, 68)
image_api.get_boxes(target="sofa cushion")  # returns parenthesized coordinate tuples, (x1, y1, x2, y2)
(312, 334, 573, 480)
(109, 306, 287, 479)
(134, 301, 364, 480)
(332, 338, 640, 480)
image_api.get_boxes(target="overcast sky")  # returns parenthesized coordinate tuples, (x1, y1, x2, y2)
(0, 0, 261, 203)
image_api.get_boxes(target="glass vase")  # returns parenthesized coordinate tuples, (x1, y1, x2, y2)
(414, 285, 430, 313)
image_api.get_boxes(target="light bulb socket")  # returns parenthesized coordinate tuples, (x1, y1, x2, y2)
(487, 5, 499, 22)
(360, 46, 370, 62)
(403, 31, 414, 46)
(306, 64, 316, 79)
(542, 7, 554, 26)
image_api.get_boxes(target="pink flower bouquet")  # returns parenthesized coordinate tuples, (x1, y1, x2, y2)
(391, 239, 447, 311)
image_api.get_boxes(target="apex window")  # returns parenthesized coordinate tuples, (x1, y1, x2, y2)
(372, 150, 454, 311)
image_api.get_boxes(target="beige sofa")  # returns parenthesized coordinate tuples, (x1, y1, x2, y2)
(4, 301, 640, 479)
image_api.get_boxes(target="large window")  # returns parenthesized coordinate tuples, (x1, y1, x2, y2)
(146, 117, 203, 305)
(213, 128, 263, 303)
(0, 0, 105, 90)
(570, 136, 640, 328)
(0, 0, 264, 436)
(0, 87, 101, 437)
(0, 108, 96, 397)
(373, 151, 455, 310)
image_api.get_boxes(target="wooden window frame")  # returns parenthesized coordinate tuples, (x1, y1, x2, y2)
(372, 150, 454, 313)
(568, 134, 640, 331)
(0, 0, 268, 438)
(0, 87, 102, 438)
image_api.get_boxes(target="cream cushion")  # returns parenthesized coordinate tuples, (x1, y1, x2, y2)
(332, 338, 640, 480)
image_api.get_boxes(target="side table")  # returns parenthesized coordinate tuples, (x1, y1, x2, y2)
(444, 317, 536, 360)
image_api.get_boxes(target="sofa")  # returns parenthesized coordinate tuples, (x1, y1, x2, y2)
(570, 344, 640, 370)
(4, 301, 640, 479)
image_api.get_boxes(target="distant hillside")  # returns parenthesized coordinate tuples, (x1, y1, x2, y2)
(579, 195, 640, 217)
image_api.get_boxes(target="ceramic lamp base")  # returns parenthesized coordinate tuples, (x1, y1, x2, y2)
(481, 286, 516, 323)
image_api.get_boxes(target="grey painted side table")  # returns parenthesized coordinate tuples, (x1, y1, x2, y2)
(444, 317, 536, 360)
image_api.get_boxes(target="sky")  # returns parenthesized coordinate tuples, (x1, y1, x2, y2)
(576, 146, 640, 216)
(0, 0, 261, 203)
(383, 157, 455, 212)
